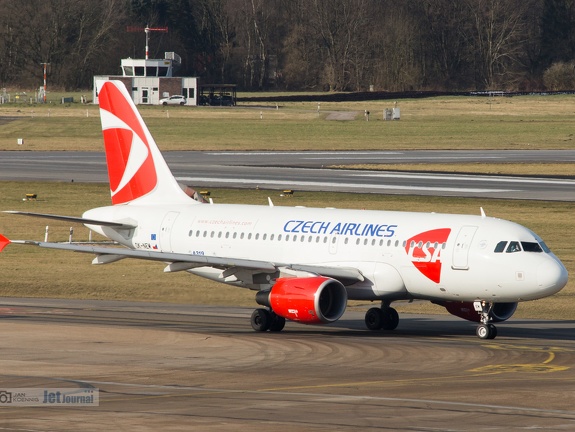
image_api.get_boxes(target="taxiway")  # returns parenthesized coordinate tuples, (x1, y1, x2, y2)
(0, 298, 574, 431)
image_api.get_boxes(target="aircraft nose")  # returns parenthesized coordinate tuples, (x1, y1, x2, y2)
(537, 258, 568, 294)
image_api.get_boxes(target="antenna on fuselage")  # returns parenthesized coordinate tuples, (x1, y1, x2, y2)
(480, 207, 486, 218)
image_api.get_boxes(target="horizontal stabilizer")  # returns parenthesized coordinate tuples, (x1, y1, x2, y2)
(0, 234, 10, 252)
(3, 211, 137, 229)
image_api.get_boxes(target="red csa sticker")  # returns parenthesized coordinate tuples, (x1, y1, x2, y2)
(405, 228, 451, 283)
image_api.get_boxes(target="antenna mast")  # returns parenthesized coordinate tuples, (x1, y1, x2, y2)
(126, 26, 169, 59)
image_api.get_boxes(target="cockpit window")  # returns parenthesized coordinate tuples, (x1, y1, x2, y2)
(494, 241, 507, 253)
(539, 242, 551, 253)
(506, 241, 521, 253)
(521, 242, 543, 253)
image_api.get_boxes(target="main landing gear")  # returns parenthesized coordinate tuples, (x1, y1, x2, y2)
(365, 302, 399, 331)
(474, 301, 498, 340)
(250, 308, 286, 332)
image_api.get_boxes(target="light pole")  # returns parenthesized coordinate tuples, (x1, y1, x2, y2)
(40, 62, 50, 103)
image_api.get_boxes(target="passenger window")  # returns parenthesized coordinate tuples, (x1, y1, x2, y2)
(506, 241, 521, 253)
(494, 241, 507, 253)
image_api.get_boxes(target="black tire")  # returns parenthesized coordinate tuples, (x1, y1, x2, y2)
(179, 102, 184, 105)
(365, 307, 384, 330)
(251, 308, 271, 332)
(382, 307, 399, 331)
(269, 314, 286, 332)
(487, 324, 498, 339)
(162, 102, 167, 105)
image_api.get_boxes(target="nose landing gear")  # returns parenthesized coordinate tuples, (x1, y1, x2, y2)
(474, 301, 498, 339)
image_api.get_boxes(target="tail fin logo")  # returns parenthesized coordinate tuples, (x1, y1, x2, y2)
(405, 228, 451, 283)
(98, 81, 157, 205)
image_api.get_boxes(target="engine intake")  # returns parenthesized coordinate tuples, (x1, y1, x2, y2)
(256, 276, 347, 324)
(440, 301, 518, 323)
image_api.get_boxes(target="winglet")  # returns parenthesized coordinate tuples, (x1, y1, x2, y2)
(0, 234, 11, 252)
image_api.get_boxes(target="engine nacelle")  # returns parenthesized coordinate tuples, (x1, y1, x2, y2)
(441, 301, 518, 323)
(256, 276, 347, 324)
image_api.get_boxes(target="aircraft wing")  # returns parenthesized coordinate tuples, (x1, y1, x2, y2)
(3, 211, 137, 229)
(0, 235, 364, 283)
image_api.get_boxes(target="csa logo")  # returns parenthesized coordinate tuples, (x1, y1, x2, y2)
(405, 228, 451, 283)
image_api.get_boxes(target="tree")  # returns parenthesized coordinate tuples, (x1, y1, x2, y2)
(465, 0, 531, 89)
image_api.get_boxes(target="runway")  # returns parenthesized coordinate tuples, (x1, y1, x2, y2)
(1, 150, 574, 200)
(1, 298, 574, 431)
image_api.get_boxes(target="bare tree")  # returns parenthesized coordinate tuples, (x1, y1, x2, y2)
(309, 0, 371, 91)
(465, 0, 530, 89)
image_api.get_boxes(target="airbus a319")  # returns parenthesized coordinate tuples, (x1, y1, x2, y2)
(0, 80, 568, 339)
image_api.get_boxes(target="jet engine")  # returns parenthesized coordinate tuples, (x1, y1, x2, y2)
(440, 301, 518, 323)
(256, 276, 347, 324)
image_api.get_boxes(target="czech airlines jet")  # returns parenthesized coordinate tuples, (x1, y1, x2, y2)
(0, 80, 568, 339)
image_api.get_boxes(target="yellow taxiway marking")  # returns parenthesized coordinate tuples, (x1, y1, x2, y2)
(260, 343, 572, 393)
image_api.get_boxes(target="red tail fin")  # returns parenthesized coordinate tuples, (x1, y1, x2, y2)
(97, 80, 191, 205)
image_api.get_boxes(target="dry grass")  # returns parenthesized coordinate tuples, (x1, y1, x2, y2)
(0, 182, 573, 320)
(1, 94, 575, 151)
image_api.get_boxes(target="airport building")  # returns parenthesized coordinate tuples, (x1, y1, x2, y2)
(93, 52, 236, 107)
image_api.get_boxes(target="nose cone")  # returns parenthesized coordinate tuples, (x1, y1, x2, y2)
(537, 257, 568, 296)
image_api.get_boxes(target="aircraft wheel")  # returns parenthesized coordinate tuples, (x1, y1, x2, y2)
(476, 324, 489, 339)
(269, 314, 286, 332)
(382, 307, 399, 331)
(365, 307, 384, 330)
(251, 308, 271, 332)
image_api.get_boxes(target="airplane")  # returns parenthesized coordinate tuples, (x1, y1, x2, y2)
(0, 80, 568, 339)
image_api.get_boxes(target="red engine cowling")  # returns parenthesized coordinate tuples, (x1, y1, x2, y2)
(441, 301, 518, 323)
(256, 276, 347, 324)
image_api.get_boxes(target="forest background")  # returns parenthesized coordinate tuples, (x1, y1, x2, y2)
(1, 0, 575, 93)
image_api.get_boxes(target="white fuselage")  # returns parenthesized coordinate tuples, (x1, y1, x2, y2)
(84, 202, 567, 304)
